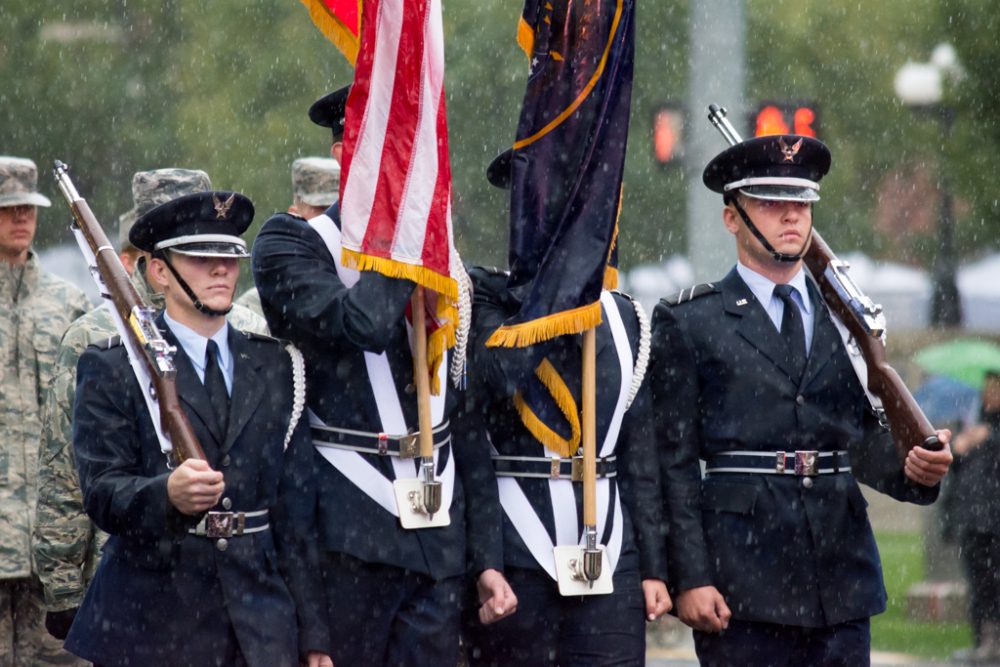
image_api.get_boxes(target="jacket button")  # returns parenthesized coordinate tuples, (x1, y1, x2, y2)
(221, 455, 231, 467)
(795, 395, 805, 406)
(222, 497, 232, 510)
(802, 477, 814, 489)
(216, 538, 229, 551)
(405, 383, 416, 394)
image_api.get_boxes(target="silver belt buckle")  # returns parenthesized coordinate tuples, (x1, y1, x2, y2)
(205, 511, 234, 538)
(794, 450, 819, 476)
(398, 432, 419, 459)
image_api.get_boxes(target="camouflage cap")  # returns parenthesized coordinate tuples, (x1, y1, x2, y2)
(0, 156, 51, 208)
(292, 157, 340, 207)
(118, 168, 212, 248)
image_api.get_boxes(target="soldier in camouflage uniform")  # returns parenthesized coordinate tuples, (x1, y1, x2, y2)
(32, 169, 268, 645)
(236, 156, 340, 317)
(0, 156, 90, 666)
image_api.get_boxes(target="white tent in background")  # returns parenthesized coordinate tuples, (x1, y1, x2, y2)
(958, 253, 1000, 330)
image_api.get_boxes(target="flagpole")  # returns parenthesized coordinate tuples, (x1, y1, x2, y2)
(411, 286, 441, 519)
(581, 326, 602, 585)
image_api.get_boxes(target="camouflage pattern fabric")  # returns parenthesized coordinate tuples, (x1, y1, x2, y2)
(0, 253, 88, 666)
(33, 268, 267, 611)
(117, 168, 212, 248)
(0, 156, 51, 208)
(291, 157, 340, 207)
(235, 286, 263, 320)
(0, 578, 85, 666)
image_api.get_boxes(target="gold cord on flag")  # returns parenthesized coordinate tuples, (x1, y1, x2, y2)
(512, 358, 581, 459)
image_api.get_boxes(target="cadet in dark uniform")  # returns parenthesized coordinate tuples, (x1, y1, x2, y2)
(650, 135, 954, 666)
(250, 87, 510, 666)
(459, 155, 671, 666)
(66, 192, 331, 667)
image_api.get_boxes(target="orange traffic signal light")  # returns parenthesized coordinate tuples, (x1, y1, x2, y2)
(753, 102, 818, 138)
(653, 105, 684, 165)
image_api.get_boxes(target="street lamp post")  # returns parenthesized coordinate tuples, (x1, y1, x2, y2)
(894, 44, 963, 327)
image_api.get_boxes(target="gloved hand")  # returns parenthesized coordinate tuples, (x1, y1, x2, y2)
(45, 607, 78, 640)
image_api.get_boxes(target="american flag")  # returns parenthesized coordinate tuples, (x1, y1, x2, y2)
(302, 0, 461, 391)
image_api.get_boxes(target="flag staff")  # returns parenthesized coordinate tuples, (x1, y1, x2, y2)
(411, 286, 442, 519)
(580, 326, 602, 586)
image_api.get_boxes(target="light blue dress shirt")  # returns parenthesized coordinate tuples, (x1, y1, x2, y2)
(736, 262, 815, 355)
(163, 312, 234, 396)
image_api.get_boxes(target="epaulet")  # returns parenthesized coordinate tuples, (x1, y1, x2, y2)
(467, 265, 509, 282)
(242, 330, 284, 345)
(662, 283, 718, 306)
(88, 334, 122, 350)
(610, 289, 637, 304)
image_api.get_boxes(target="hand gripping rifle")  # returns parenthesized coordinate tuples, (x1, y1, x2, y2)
(706, 106, 941, 459)
(53, 161, 207, 465)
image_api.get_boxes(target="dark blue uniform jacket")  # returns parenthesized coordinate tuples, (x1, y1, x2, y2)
(466, 266, 667, 582)
(651, 267, 937, 628)
(251, 206, 497, 580)
(66, 320, 326, 667)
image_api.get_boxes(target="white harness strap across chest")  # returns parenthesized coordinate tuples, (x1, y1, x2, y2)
(496, 291, 632, 580)
(307, 214, 454, 517)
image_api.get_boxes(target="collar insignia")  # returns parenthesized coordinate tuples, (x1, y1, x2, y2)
(736, 298, 748, 306)
(777, 137, 803, 162)
(213, 193, 236, 219)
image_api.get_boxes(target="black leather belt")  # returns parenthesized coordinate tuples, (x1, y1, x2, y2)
(188, 509, 269, 538)
(311, 421, 451, 458)
(705, 450, 851, 476)
(492, 454, 617, 481)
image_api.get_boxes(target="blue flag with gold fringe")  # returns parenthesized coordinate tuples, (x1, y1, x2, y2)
(486, 0, 634, 349)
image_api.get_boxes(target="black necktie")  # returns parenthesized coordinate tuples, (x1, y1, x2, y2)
(204, 339, 230, 433)
(774, 284, 807, 379)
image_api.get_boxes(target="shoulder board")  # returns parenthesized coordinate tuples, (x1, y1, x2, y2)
(610, 289, 637, 304)
(88, 334, 122, 350)
(661, 283, 718, 306)
(467, 264, 509, 281)
(241, 330, 285, 345)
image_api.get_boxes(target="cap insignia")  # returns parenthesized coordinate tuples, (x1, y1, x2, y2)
(213, 193, 236, 219)
(777, 137, 803, 162)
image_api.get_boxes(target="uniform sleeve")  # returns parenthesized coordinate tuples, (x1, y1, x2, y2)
(617, 380, 669, 582)
(649, 301, 714, 593)
(451, 381, 505, 576)
(250, 213, 414, 353)
(33, 365, 95, 610)
(72, 348, 192, 539)
(271, 409, 332, 657)
(849, 409, 939, 505)
(467, 266, 553, 398)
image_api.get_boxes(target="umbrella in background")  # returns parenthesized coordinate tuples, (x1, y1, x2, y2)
(912, 374, 980, 427)
(913, 339, 1000, 390)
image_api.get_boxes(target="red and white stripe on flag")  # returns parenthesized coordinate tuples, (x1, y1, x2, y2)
(339, 0, 459, 392)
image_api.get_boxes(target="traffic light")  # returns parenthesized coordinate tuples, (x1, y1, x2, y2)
(753, 102, 819, 138)
(653, 104, 684, 165)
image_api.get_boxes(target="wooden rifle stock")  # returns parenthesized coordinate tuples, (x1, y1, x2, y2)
(52, 161, 206, 464)
(804, 230, 941, 460)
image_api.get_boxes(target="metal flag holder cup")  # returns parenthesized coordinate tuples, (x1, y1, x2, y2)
(393, 286, 450, 529)
(553, 327, 613, 596)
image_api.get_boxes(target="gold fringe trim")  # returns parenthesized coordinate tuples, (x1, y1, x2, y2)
(426, 313, 457, 396)
(300, 0, 361, 66)
(341, 250, 459, 395)
(603, 266, 619, 291)
(513, 358, 580, 458)
(517, 16, 534, 58)
(341, 249, 458, 300)
(485, 300, 602, 348)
